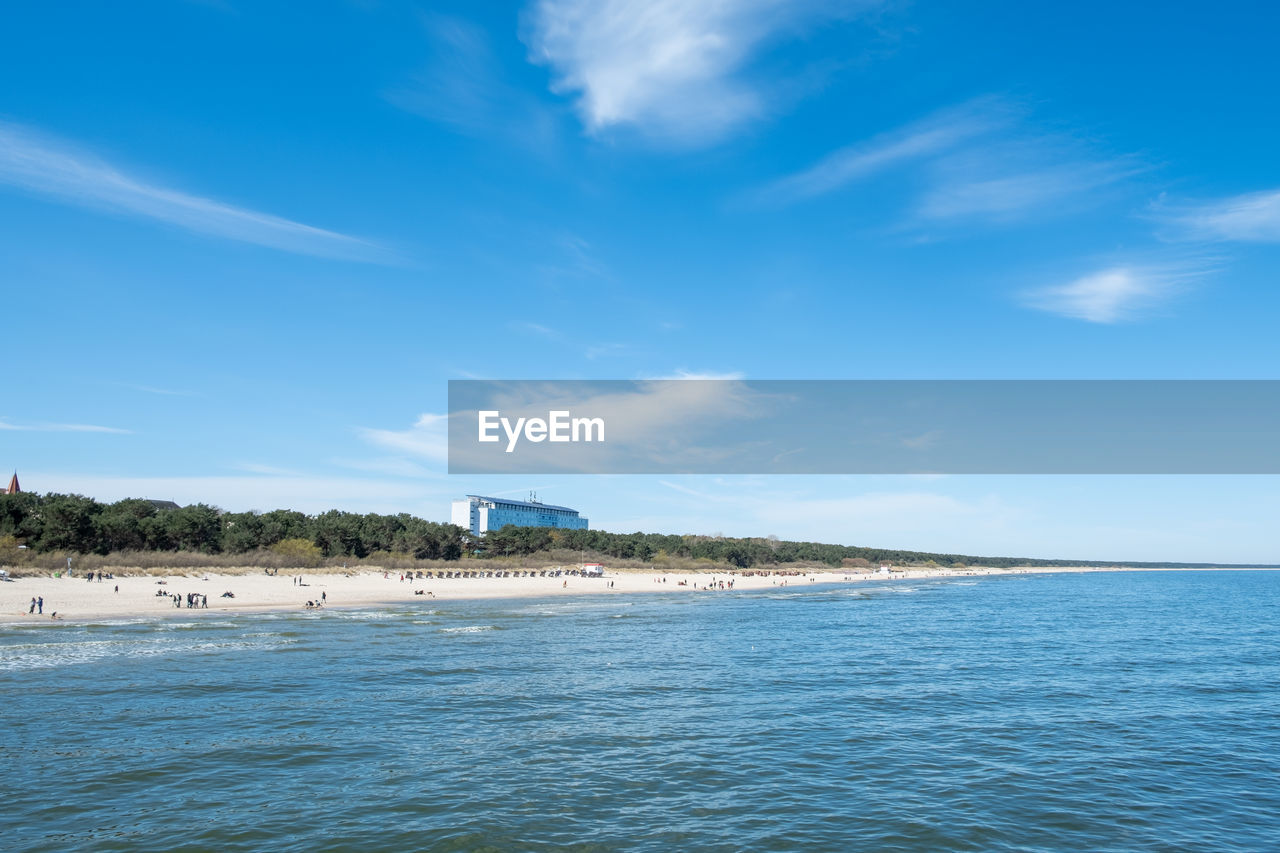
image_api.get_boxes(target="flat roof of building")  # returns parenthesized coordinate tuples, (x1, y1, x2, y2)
(464, 495, 580, 514)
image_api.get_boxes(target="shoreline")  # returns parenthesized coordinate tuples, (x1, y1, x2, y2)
(2, 565, 1275, 625)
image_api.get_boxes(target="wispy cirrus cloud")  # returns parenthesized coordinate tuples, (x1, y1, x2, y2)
(388, 14, 558, 148)
(524, 0, 876, 145)
(755, 101, 999, 204)
(1156, 187, 1280, 243)
(917, 150, 1143, 224)
(514, 321, 562, 339)
(0, 418, 132, 434)
(0, 119, 386, 262)
(1019, 261, 1210, 324)
(357, 413, 449, 463)
(387, 15, 502, 132)
(509, 319, 635, 363)
(535, 233, 609, 282)
(116, 383, 199, 397)
(754, 98, 1142, 225)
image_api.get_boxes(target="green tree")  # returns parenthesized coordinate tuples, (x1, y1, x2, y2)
(93, 498, 158, 553)
(163, 504, 223, 553)
(38, 493, 101, 553)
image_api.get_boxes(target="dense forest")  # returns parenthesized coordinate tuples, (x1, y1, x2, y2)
(0, 492, 1266, 570)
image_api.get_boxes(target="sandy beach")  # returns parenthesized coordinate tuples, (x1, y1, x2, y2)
(0, 563, 1241, 625)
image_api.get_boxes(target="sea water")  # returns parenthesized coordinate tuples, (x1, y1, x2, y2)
(2, 571, 1278, 851)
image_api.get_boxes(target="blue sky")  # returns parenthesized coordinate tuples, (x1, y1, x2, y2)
(3, 0, 1279, 562)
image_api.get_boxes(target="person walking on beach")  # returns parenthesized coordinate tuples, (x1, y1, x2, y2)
(37, 596, 43, 614)
(29, 597, 36, 614)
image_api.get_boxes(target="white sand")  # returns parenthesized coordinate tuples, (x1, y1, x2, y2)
(0, 564, 1262, 624)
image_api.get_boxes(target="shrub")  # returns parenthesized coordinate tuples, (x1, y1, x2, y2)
(269, 538, 324, 567)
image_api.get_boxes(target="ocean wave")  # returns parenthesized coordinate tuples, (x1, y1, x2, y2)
(0, 634, 295, 673)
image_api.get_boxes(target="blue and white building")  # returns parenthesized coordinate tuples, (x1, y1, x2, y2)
(450, 495, 589, 537)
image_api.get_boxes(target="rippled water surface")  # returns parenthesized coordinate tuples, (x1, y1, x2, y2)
(3, 571, 1279, 851)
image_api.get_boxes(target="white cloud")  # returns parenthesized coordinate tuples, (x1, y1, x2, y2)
(918, 155, 1140, 223)
(357, 413, 450, 464)
(755, 98, 1140, 224)
(123, 384, 198, 397)
(513, 321, 562, 339)
(389, 15, 503, 131)
(0, 120, 385, 261)
(1160, 187, 1280, 242)
(0, 418, 131, 434)
(525, 0, 869, 144)
(756, 101, 997, 203)
(650, 369, 746, 380)
(388, 13, 558, 150)
(1020, 263, 1205, 323)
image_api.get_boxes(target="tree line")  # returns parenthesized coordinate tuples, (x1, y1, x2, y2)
(0, 493, 462, 560)
(1, 492, 1263, 569)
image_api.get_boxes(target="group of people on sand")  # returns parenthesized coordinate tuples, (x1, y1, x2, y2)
(699, 578, 735, 591)
(389, 568, 593, 581)
(83, 571, 114, 583)
(27, 596, 61, 619)
(304, 591, 327, 609)
(168, 592, 208, 609)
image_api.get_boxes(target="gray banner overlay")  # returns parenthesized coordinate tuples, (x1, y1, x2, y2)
(448, 380, 1280, 474)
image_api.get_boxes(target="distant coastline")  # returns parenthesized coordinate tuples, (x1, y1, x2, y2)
(4, 564, 1277, 625)
(3, 493, 1276, 576)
